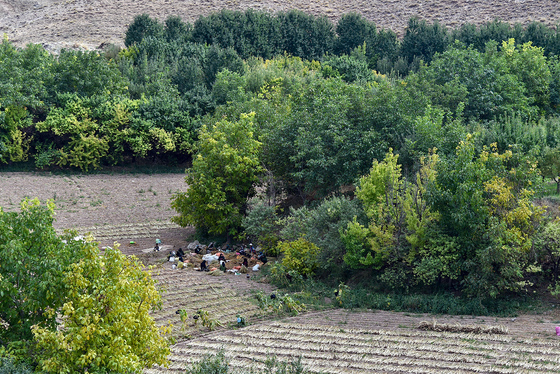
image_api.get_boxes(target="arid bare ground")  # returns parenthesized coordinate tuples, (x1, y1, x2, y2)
(0, 171, 195, 253)
(1, 0, 559, 52)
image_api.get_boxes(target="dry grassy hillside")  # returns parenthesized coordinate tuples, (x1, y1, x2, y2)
(1, 0, 559, 52)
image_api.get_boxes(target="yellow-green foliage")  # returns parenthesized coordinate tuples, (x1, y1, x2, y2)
(32, 242, 170, 373)
(342, 149, 439, 270)
(149, 127, 176, 153)
(5, 128, 31, 163)
(0, 106, 33, 164)
(172, 112, 262, 235)
(58, 134, 109, 172)
(278, 238, 321, 276)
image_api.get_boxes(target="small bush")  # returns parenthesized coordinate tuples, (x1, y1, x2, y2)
(185, 350, 229, 374)
(277, 238, 320, 276)
(0, 357, 32, 374)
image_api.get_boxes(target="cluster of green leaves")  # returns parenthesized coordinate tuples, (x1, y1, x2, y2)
(254, 291, 306, 316)
(171, 113, 262, 237)
(341, 139, 545, 298)
(277, 238, 321, 277)
(0, 199, 170, 372)
(0, 199, 90, 344)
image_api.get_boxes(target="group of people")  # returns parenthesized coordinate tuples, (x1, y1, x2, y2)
(199, 252, 227, 272)
(155, 240, 267, 273)
(167, 247, 185, 262)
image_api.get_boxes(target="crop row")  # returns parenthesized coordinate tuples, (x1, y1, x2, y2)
(209, 333, 560, 370)
(144, 321, 560, 374)
(56, 220, 179, 240)
(254, 324, 560, 356)
(267, 322, 516, 344)
(164, 340, 549, 374)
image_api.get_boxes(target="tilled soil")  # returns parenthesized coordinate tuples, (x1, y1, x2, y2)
(1, 0, 559, 53)
(0, 171, 185, 222)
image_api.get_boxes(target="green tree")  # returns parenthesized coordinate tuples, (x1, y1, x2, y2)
(412, 40, 531, 120)
(32, 244, 170, 373)
(335, 13, 376, 55)
(341, 150, 439, 275)
(534, 220, 560, 284)
(0, 38, 54, 112)
(430, 136, 544, 297)
(277, 10, 335, 60)
(279, 196, 365, 277)
(0, 199, 90, 344)
(164, 15, 192, 43)
(500, 39, 551, 112)
(50, 49, 128, 100)
(125, 14, 164, 47)
(242, 197, 279, 254)
(541, 147, 560, 194)
(0, 105, 32, 164)
(400, 17, 448, 65)
(172, 112, 262, 237)
(36, 94, 109, 171)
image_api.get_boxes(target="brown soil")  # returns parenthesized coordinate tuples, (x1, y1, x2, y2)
(155, 309, 560, 373)
(0, 171, 193, 251)
(1, 0, 559, 53)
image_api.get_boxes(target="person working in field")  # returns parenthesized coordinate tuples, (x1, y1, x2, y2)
(200, 260, 208, 272)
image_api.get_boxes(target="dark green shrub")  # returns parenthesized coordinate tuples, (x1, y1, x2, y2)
(401, 17, 448, 64)
(0, 357, 32, 374)
(335, 12, 375, 55)
(125, 14, 164, 47)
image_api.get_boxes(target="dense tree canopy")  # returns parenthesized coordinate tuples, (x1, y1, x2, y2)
(3, 10, 560, 303)
(171, 112, 262, 237)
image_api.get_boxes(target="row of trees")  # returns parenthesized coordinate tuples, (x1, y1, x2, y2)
(3, 13, 560, 171)
(127, 11, 560, 74)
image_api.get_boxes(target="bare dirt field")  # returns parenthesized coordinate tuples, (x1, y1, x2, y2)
(1, 0, 560, 52)
(0, 171, 194, 252)
(4, 171, 560, 372)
